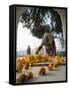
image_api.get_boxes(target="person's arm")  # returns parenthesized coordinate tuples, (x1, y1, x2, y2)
(35, 44, 43, 54)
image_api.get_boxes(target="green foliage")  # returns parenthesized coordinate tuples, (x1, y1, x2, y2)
(20, 7, 63, 38)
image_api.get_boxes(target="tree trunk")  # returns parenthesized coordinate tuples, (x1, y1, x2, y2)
(35, 32, 56, 56)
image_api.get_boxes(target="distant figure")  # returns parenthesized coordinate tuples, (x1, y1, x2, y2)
(27, 45, 31, 54)
(35, 32, 56, 56)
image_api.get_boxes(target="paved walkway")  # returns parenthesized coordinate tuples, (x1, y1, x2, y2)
(16, 65, 66, 84)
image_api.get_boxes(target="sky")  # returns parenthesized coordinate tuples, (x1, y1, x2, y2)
(16, 22, 42, 52)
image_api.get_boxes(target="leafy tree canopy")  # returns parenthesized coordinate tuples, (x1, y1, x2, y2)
(20, 7, 63, 39)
